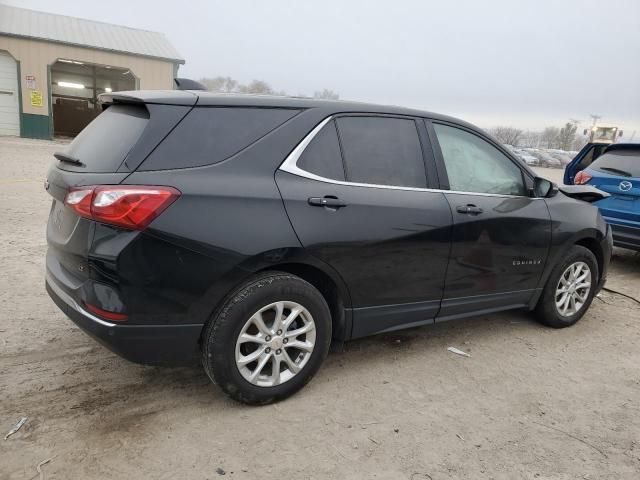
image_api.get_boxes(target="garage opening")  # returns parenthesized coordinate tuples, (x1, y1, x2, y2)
(51, 59, 136, 137)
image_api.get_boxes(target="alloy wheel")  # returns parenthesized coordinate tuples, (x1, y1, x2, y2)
(235, 301, 316, 387)
(555, 261, 592, 317)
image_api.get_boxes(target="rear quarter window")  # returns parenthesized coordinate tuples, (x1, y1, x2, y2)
(58, 104, 149, 173)
(590, 150, 640, 178)
(140, 107, 299, 171)
(297, 120, 345, 181)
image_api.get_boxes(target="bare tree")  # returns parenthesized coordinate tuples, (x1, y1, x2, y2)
(198, 75, 338, 99)
(238, 80, 276, 95)
(199, 76, 238, 93)
(557, 121, 578, 151)
(572, 135, 588, 151)
(488, 126, 523, 146)
(541, 126, 560, 148)
(313, 89, 340, 100)
(521, 130, 542, 148)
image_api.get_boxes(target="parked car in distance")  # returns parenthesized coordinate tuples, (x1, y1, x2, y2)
(531, 150, 562, 168)
(518, 151, 540, 166)
(550, 151, 573, 166)
(45, 90, 612, 404)
(571, 144, 640, 250)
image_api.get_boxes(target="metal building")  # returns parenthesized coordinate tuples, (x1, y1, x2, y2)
(0, 4, 184, 139)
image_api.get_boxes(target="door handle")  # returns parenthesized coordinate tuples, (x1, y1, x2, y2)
(308, 196, 347, 208)
(456, 204, 483, 215)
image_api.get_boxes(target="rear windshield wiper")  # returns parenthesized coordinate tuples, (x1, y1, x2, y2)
(54, 152, 85, 167)
(598, 166, 632, 177)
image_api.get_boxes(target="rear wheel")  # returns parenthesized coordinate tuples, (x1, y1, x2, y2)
(202, 272, 331, 405)
(535, 245, 598, 328)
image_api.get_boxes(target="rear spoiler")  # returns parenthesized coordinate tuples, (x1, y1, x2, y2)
(98, 90, 198, 107)
(558, 185, 610, 203)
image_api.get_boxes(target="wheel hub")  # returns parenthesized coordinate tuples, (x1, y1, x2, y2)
(269, 336, 284, 351)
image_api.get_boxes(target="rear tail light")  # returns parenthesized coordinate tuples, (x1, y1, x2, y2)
(574, 171, 592, 185)
(64, 185, 180, 230)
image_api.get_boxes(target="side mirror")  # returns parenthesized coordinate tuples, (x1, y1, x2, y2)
(533, 177, 559, 198)
(583, 128, 588, 136)
(619, 130, 623, 138)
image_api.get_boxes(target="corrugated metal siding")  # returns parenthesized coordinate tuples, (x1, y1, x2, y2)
(0, 4, 184, 63)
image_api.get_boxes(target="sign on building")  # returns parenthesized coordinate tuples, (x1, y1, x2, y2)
(30, 90, 43, 107)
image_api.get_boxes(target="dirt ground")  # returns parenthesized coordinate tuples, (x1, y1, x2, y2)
(1, 136, 639, 480)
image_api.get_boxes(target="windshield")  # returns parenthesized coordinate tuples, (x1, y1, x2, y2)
(590, 150, 640, 178)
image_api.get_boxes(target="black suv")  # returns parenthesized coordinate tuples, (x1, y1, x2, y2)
(45, 91, 612, 404)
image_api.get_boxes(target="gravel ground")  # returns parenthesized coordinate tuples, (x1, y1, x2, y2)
(1, 137, 639, 480)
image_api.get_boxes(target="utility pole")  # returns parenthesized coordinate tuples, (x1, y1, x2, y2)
(589, 114, 601, 127)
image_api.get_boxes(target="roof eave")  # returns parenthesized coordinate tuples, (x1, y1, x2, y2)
(0, 32, 185, 64)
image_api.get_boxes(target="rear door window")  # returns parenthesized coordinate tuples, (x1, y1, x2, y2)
(140, 107, 299, 170)
(336, 116, 427, 188)
(297, 120, 345, 181)
(590, 150, 640, 178)
(58, 104, 149, 172)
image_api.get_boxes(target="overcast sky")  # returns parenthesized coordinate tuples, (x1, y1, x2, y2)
(7, 0, 640, 135)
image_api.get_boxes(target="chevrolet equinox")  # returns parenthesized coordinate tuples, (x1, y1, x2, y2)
(45, 90, 612, 404)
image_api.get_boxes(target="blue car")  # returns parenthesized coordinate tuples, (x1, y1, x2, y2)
(565, 144, 640, 250)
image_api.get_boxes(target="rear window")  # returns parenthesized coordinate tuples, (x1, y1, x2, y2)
(140, 107, 299, 171)
(59, 104, 149, 172)
(591, 150, 640, 178)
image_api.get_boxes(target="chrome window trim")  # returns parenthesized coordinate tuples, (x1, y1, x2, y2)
(279, 115, 541, 200)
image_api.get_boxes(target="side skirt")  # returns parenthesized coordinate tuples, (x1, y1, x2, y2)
(348, 289, 540, 339)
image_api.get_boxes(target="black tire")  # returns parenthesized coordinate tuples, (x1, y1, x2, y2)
(202, 271, 332, 405)
(535, 245, 598, 328)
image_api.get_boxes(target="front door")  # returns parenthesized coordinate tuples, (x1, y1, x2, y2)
(429, 122, 551, 320)
(276, 115, 451, 337)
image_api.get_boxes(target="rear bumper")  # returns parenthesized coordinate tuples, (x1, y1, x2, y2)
(46, 274, 203, 366)
(609, 223, 640, 251)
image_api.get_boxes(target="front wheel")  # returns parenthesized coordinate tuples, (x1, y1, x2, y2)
(535, 245, 598, 328)
(202, 272, 332, 405)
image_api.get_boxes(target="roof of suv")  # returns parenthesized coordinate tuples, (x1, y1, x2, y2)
(100, 89, 475, 129)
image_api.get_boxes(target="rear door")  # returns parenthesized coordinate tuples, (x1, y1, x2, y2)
(428, 121, 552, 320)
(276, 114, 452, 338)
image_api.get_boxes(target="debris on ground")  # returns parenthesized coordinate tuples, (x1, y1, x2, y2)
(447, 347, 471, 358)
(36, 457, 53, 480)
(4, 417, 27, 440)
(216, 467, 226, 475)
(456, 433, 465, 440)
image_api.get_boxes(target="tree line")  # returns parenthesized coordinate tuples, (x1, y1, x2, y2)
(489, 121, 585, 151)
(198, 76, 340, 100)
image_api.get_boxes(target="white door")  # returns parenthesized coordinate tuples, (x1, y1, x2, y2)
(0, 52, 19, 136)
